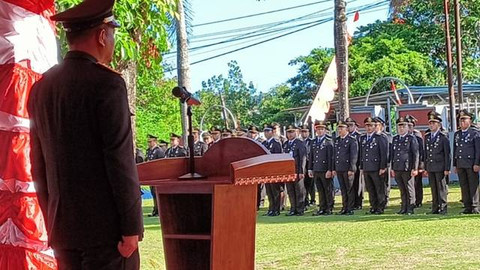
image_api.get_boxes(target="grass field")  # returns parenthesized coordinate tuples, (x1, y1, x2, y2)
(139, 185, 480, 269)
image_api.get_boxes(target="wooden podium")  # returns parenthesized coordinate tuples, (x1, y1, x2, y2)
(137, 137, 295, 270)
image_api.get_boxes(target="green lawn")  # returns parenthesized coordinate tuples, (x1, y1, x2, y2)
(139, 185, 480, 269)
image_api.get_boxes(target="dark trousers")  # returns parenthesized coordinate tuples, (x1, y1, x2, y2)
(286, 176, 306, 213)
(352, 169, 364, 207)
(428, 171, 448, 212)
(414, 173, 423, 205)
(337, 171, 355, 212)
(364, 171, 386, 211)
(457, 167, 480, 211)
(395, 171, 415, 212)
(55, 245, 140, 270)
(265, 183, 281, 212)
(384, 168, 391, 203)
(257, 183, 266, 209)
(304, 174, 316, 204)
(149, 186, 158, 215)
(314, 171, 334, 211)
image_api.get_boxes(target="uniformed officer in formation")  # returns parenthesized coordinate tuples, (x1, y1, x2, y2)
(165, 133, 188, 157)
(424, 111, 451, 214)
(301, 124, 316, 207)
(234, 127, 248, 137)
(248, 125, 264, 143)
(192, 128, 208, 156)
(202, 132, 213, 146)
(283, 125, 307, 216)
(262, 124, 284, 216)
(308, 121, 334, 216)
(406, 115, 425, 208)
(359, 117, 388, 214)
(146, 135, 165, 217)
(391, 116, 419, 215)
(333, 120, 359, 215)
(374, 117, 392, 204)
(221, 128, 233, 139)
(210, 126, 222, 145)
(345, 117, 364, 210)
(453, 109, 480, 214)
(272, 122, 288, 144)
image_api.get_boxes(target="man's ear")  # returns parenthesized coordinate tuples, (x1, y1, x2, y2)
(98, 28, 107, 47)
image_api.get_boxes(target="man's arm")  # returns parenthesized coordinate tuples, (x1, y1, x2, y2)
(96, 76, 143, 239)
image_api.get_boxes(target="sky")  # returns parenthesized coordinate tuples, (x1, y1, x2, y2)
(162, 0, 390, 93)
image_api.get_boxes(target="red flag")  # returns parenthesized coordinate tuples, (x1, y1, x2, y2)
(390, 80, 402, 105)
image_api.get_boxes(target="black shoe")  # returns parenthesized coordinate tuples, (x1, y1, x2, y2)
(397, 210, 406, 215)
(430, 210, 439, 214)
(324, 210, 332, 215)
(296, 212, 305, 216)
(313, 210, 325, 216)
(415, 203, 422, 208)
(354, 205, 363, 210)
(374, 209, 384, 215)
(272, 211, 280, 216)
(345, 210, 354, 215)
(148, 212, 159, 217)
(337, 209, 346, 215)
(263, 211, 273, 216)
(438, 209, 447, 215)
(472, 209, 480, 214)
(286, 211, 297, 216)
(368, 208, 375, 214)
(461, 209, 472, 214)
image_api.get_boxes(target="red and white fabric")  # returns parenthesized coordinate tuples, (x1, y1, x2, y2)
(0, 0, 57, 268)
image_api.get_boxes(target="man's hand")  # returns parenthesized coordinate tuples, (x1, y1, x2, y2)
(474, 165, 480, 173)
(308, 170, 313, 178)
(326, 170, 332, 178)
(444, 171, 450, 176)
(118, 235, 139, 258)
(298, 174, 305, 180)
(379, 169, 386, 176)
(411, 170, 418, 177)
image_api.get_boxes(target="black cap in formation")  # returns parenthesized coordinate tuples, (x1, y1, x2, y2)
(314, 120, 328, 130)
(337, 120, 348, 128)
(364, 117, 375, 125)
(373, 117, 385, 125)
(458, 109, 474, 120)
(427, 111, 442, 123)
(147, 134, 158, 140)
(345, 117, 358, 126)
(263, 124, 274, 131)
(202, 132, 212, 138)
(170, 133, 181, 139)
(51, 0, 120, 33)
(271, 122, 281, 128)
(300, 124, 310, 131)
(405, 115, 418, 126)
(396, 116, 408, 125)
(286, 125, 298, 132)
(210, 126, 221, 134)
(248, 125, 260, 133)
(222, 128, 233, 135)
(158, 139, 169, 146)
(192, 127, 201, 134)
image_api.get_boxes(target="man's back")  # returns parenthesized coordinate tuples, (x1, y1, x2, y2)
(28, 51, 143, 249)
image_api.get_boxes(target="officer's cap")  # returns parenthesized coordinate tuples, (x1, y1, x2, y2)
(337, 121, 348, 128)
(170, 133, 181, 139)
(300, 124, 310, 132)
(271, 122, 281, 128)
(396, 116, 408, 125)
(373, 117, 385, 125)
(51, 0, 120, 33)
(263, 124, 274, 132)
(147, 134, 158, 140)
(210, 126, 221, 134)
(222, 128, 233, 135)
(202, 132, 212, 138)
(192, 127, 201, 133)
(286, 125, 298, 132)
(314, 120, 328, 130)
(427, 111, 442, 123)
(405, 115, 418, 126)
(345, 117, 358, 126)
(159, 139, 169, 145)
(248, 125, 260, 133)
(458, 109, 474, 120)
(364, 117, 375, 125)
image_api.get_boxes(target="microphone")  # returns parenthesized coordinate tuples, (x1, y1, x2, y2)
(172, 86, 201, 106)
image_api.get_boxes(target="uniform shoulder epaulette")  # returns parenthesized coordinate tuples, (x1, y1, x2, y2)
(96, 62, 122, 75)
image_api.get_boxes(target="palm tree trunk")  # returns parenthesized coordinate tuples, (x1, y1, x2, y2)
(335, 0, 349, 119)
(176, 0, 190, 143)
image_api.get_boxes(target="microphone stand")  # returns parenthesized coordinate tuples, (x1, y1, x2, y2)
(179, 103, 206, 180)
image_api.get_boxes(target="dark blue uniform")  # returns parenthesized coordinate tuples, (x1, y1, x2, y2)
(425, 130, 451, 213)
(146, 146, 165, 217)
(283, 139, 307, 215)
(412, 130, 425, 207)
(262, 138, 283, 215)
(193, 140, 208, 156)
(390, 134, 419, 214)
(303, 137, 316, 206)
(333, 135, 359, 214)
(359, 133, 388, 213)
(350, 130, 364, 209)
(453, 127, 480, 213)
(165, 146, 187, 157)
(309, 135, 334, 214)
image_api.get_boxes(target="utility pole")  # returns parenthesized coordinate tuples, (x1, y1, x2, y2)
(453, 0, 464, 109)
(444, 0, 457, 131)
(334, 0, 349, 120)
(176, 0, 190, 143)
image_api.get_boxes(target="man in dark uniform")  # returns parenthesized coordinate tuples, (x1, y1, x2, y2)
(192, 128, 208, 156)
(359, 117, 388, 214)
(308, 121, 334, 215)
(453, 109, 480, 214)
(210, 126, 222, 145)
(248, 125, 264, 143)
(424, 111, 451, 214)
(135, 147, 145, 164)
(406, 115, 425, 208)
(221, 128, 233, 139)
(234, 127, 248, 137)
(283, 125, 307, 216)
(272, 122, 288, 144)
(166, 133, 188, 157)
(391, 116, 419, 215)
(300, 124, 315, 207)
(202, 131, 213, 147)
(262, 125, 283, 216)
(333, 120, 359, 215)
(374, 117, 393, 205)
(346, 117, 364, 210)
(146, 134, 166, 217)
(28, 0, 143, 268)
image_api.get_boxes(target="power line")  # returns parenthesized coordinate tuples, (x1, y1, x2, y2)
(192, 0, 332, 27)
